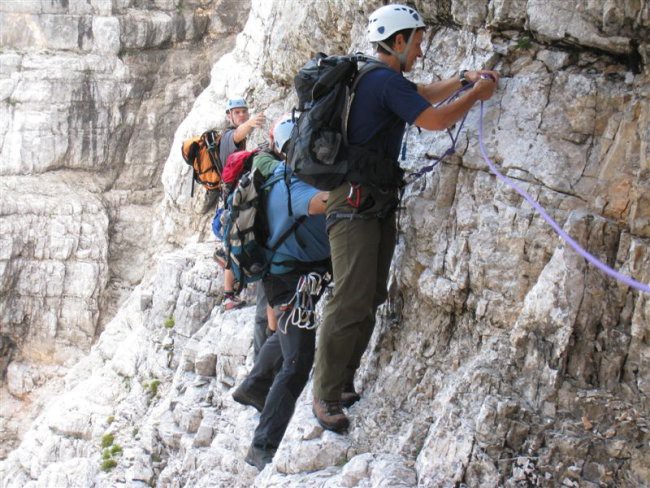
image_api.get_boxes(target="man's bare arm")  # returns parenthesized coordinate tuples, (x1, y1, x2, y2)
(308, 191, 329, 215)
(233, 113, 266, 144)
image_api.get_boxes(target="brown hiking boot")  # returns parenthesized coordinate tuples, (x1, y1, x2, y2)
(312, 397, 349, 432)
(340, 390, 361, 408)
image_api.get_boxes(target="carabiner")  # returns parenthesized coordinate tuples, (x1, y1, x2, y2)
(346, 183, 362, 209)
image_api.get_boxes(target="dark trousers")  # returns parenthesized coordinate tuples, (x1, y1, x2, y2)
(249, 271, 323, 449)
(253, 282, 272, 359)
(238, 330, 283, 409)
(252, 313, 315, 448)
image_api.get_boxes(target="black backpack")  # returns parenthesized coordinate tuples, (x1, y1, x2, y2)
(286, 53, 384, 191)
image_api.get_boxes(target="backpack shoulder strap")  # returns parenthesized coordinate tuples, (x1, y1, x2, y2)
(343, 58, 389, 145)
(260, 172, 285, 191)
(202, 130, 224, 175)
(268, 215, 307, 252)
(351, 58, 386, 92)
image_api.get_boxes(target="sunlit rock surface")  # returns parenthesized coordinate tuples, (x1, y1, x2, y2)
(1, 0, 648, 486)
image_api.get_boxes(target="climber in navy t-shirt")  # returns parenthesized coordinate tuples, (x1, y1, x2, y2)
(311, 4, 499, 433)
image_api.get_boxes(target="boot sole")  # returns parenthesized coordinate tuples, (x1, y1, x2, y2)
(340, 393, 360, 408)
(312, 406, 350, 433)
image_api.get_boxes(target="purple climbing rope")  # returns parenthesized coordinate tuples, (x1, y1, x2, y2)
(477, 101, 650, 294)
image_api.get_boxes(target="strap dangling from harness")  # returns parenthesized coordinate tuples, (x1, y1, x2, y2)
(346, 183, 362, 208)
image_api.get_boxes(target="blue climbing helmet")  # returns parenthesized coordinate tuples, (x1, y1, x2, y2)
(225, 98, 248, 113)
(271, 115, 295, 155)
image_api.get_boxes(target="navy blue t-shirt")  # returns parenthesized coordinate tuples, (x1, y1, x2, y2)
(347, 67, 430, 160)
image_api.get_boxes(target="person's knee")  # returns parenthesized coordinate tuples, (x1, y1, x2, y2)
(281, 354, 313, 390)
(327, 298, 375, 326)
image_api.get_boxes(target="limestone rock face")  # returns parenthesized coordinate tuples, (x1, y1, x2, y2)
(0, 176, 109, 364)
(1, 0, 649, 487)
(0, 0, 250, 459)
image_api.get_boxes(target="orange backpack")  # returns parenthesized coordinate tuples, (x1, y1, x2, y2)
(181, 130, 223, 196)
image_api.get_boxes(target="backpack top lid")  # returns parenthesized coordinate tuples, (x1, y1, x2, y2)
(222, 149, 258, 184)
(293, 53, 372, 111)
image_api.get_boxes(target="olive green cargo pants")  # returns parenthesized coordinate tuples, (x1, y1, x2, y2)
(312, 183, 397, 402)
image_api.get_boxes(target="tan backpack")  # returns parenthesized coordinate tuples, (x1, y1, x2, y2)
(181, 130, 223, 196)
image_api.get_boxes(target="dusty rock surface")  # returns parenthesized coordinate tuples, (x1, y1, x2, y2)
(1, 0, 648, 486)
(0, 0, 250, 458)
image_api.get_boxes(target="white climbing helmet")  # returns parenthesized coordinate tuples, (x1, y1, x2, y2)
(366, 4, 425, 43)
(225, 98, 248, 113)
(272, 115, 295, 154)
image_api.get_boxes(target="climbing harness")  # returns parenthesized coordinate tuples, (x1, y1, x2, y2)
(277, 271, 332, 334)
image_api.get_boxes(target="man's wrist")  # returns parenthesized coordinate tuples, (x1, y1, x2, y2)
(459, 69, 471, 87)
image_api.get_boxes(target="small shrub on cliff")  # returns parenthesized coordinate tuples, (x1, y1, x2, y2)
(100, 433, 114, 448)
(164, 316, 175, 328)
(100, 459, 117, 472)
(147, 379, 161, 397)
(516, 36, 532, 50)
(99, 440, 123, 472)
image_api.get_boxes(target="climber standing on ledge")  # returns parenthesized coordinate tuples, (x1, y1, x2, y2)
(311, 3, 499, 432)
(218, 98, 266, 312)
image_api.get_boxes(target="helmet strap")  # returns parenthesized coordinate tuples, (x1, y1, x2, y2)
(376, 28, 415, 72)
